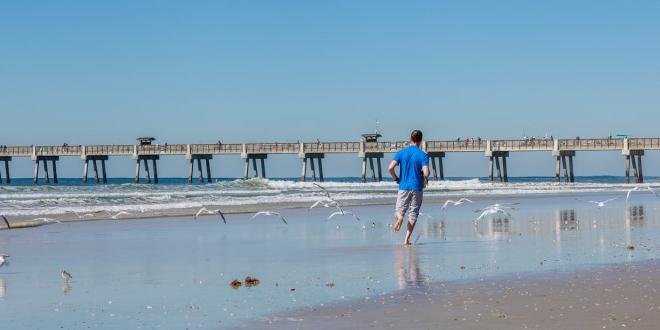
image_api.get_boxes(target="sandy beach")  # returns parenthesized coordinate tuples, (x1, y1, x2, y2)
(241, 260, 660, 329)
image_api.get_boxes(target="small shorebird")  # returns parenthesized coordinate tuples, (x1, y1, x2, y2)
(328, 210, 361, 221)
(1, 215, 10, 229)
(61, 270, 72, 282)
(0, 255, 9, 268)
(582, 197, 619, 208)
(441, 198, 473, 209)
(194, 207, 227, 224)
(251, 211, 288, 224)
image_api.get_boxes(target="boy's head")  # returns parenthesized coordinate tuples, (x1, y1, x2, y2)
(410, 130, 423, 144)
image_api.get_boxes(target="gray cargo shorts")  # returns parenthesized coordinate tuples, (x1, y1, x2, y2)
(395, 190, 423, 220)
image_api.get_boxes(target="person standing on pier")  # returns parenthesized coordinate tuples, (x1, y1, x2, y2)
(389, 130, 430, 245)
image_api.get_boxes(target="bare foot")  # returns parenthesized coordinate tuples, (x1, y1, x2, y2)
(403, 241, 412, 246)
(393, 218, 404, 232)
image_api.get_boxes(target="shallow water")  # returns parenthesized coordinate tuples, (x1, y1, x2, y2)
(1, 191, 660, 328)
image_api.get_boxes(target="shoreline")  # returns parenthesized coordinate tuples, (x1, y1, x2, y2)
(0, 189, 612, 230)
(236, 259, 660, 329)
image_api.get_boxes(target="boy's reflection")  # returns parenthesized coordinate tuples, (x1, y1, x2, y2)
(394, 247, 426, 289)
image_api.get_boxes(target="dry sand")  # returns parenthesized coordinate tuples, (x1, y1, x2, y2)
(240, 260, 660, 329)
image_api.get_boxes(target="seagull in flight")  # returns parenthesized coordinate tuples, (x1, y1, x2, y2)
(251, 211, 288, 224)
(626, 185, 659, 202)
(1, 215, 10, 229)
(110, 211, 131, 219)
(474, 203, 517, 221)
(313, 183, 333, 199)
(309, 199, 338, 210)
(441, 198, 473, 209)
(0, 255, 9, 268)
(34, 217, 61, 224)
(328, 210, 361, 221)
(581, 197, 619, 208)
(194, 207, 226, 224)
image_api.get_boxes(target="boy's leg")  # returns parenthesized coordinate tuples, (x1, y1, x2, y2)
(394, 191, 411, 232)
(404, 218, 417, 245)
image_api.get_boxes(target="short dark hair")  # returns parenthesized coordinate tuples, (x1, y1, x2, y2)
(410, 130, 423, 143)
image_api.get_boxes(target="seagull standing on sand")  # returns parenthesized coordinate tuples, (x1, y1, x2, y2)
(0, 255, 9, 268)
(1, 215, 10, 229)
(194, 207, 227, 224)
(61, 270, 72, 282)
(251, 211, 288, 224)
(441, 198, 473, 209)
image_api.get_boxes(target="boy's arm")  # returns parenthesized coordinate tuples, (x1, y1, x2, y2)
(388, 161, 399, 183)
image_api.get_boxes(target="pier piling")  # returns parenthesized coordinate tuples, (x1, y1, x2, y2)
(428, 152, 445, 180)
(134, 155, 159, 184)
(242, 154, 267, 179)
(33, 156, 59, 184)
(300, 153, 325, 182)
(1, 157, 10, 184)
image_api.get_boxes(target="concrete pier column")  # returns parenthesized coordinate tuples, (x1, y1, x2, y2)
(637, 154, 644, 183)
(555, 156, 561, 182)
(260, 158, 266, 178)
(360, 158, 367, 183)
(376, 157, 383, 182)
(251, 158, 259, 178)
(488, 156, 494, 182)
(495, 156, 502, 182)
(430, 157, 438, 180)
(568, 155, 575, 183)
(243, 158, 250, 179)
(300, 158, 307, 182)
(502, 156, 508, 182)
(135, 159, 141, 183)
(197, 158, 204, 183)
(51, 159, 58, 184)
(152, 159, 159, 184)
(368, 157, 376, 182)
(205, 158, 211, 183)
(317, 158, 324, 182)
(33, 159, 39, 184)
(625, 155, 631, 184)
(561, 156, 569, 182)
(0, 162, 2, 183)
(93, 160, 99, 183)
(438, 156, 444, 180)
(3, 158, 10, 184)
(143, 158, 151, 183)
(83, 159, 89, 183)
(188, 159, 194, 183)
(101, 159, 107, 184)
(631, 155, 639, 183)
(43, 159, 50, 184)
(310, 156, 317, 182)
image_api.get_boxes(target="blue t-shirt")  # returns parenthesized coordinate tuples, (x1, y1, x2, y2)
(393, 145, 429, 191)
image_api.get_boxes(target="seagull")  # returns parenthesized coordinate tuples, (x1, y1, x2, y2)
(0, 255, 9, 268)
(441, 198, 473, 209)
(194, 207, 227, 224)
(328, 210, 361, 221)
(626, 185, 659, 202)
(313, 183, 332, 199)
(110, 211, 131, 219)
(474, 204, 516, 220)
(251, 211, 288, 224)
(61, 270, 72, 282)
(34, 217, 61, 224)
(309, 199, 338, 210)
(1, 215, 10, 229)
(582, 197, 619, 208)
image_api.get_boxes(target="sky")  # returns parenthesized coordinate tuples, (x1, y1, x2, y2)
(1, 1, 659, 178)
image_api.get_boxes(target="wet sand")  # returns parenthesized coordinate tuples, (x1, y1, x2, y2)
(243, 260, 660, 329)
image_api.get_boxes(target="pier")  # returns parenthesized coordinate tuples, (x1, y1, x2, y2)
(0, 137, 658, 184)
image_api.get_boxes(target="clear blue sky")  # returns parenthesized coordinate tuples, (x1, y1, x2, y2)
(1, 1, 659, 178)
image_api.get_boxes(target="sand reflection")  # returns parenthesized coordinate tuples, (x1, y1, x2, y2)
(626, 205, 645, 228)
(474, 216, 511, 240)
(0, 277, 5, 299)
